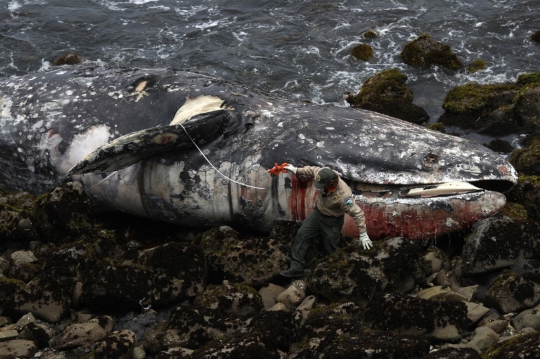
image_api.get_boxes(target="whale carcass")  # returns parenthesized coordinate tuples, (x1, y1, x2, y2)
(0, 66, 517, 240)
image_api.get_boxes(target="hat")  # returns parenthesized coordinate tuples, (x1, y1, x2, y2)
(314, 167, 335, 189)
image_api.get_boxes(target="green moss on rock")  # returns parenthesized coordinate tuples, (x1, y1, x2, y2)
(362, 30, 378, 39)
(400, 34, 463, 70)
(466, 59, 487, 73)
(426, 122, 446, 133)
(517, 72, 540, 86)
(509, 139, 540, 176)
(442, 82, 520, 117)
(351, 44, 374, 61)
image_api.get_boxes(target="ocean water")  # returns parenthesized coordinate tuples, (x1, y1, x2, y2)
(1, 0, 539, 130)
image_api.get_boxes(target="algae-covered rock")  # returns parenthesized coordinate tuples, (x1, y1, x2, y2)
(350, 43, 374, 61)
(484, 270, 540, 313)
(514, 85, 540, 127)
(483, 330, 540, 358)
(517, 72, 540, 86)
(310, 237, 424, 305)
(206, 237, 288, 287)
(460, 216, 540, 276)
(466, 59, 487, 74)
(193, 281, 263, 317)
(506, 174, 540, 221)
(400, 34, 463, 70)
(485, 138, 514, 154)
(35, 181, 96, 245)
(531, 30, 540, 43)
(365, 293, 468, 341)
(362, 30, 378, 39)
(346, 68, 429, 124)
(0, 192, 39, 241)
(94, 329, 138, 359)
(509, 138, 540, 176)
(52, 52, 83, 66)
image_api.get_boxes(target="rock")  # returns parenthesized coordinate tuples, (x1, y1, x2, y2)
(400, 34, 462, 70)
(10, 251, 37, 267)
(365, 293, 468, 341)
(531, 30, 540, 43)
(51, 315, 115, 350)
(34, 181, 96, 245)
(18, 322, 53, 349)
(509, 138, 540, 176)
(464, 302, 490, 324)
(193, 281, 263, 317)
(84, 242, 205, 313)
(346, 69, 429, 124)
(133, 346, 146, 359)
(350, 43, 374, 61)
(52, 52, 83, 66)
(0, 192, 39, 241)
(0, 257, 10, 273)
(139, 321, 168, 355)
(465, 326, 499, 352)
(0, 339, 37, 358)
(276, 280, 306, 309)
(466, 59, 487, 74)
(422, 247, 449, 275)
(296, 295, 316, 311)
(14, 312, 36, 330)
(419, 347, 481, 359)
(206, 237, 289, 287)
(461, 216, 540, 276)
(514, 85, 540, 128)
(259, 283, 286, 309)
(485, 271, 540, 313)
(511, 307, 540, 330)
(417, 286, 452, 300)
(477, 311, 508, 334)
(0, 330, 18, 341)
(311, 238, 424, 305)
(483, 330, 540, 358)
(94, 329, 138, 359)
(197, 226, 240, 254)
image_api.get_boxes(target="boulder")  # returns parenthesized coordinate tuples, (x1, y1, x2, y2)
(509, 139, 540, 177)
(193, 281, 263, 317)
(400, 34, 462, 70)
(484, 270, 540, 313)
(511, 307, 540, 330)
(365, 293, 468, 341)
(94, 329, 138, 359)
(460, 216, 540, 276)
(514, 85, 540, 127)
(51, 315, 115, 350)
(482, 330, 540, 358)
(346, 68, 429, 124)
(83, 242, 205, 313)
(10, 251, 37, 267)
(0, 339, 37, 358)
(310, 238, 424, 305)
(206, 237, 289, 287)
(17, 322, 54, 349)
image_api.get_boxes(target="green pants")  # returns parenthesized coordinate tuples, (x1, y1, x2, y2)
(290, 208, 344, 271)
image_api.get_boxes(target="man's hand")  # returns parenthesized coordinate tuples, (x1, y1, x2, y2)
(359, 232, 372, 250)
(284, 164, 297, 174)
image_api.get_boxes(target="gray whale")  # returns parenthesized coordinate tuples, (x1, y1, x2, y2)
(0, 65, 517, 240)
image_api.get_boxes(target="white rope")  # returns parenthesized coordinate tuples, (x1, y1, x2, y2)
(180, 124, 266, 190)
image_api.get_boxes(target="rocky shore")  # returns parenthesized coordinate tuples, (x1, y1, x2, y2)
(1, 154, 540, 358)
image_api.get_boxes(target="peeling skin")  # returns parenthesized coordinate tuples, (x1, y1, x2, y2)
(0, 65, 518, 240)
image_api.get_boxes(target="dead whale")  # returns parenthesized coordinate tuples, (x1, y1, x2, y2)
(0, 65, 517, 240)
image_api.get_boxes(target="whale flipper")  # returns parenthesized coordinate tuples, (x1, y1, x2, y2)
(68, 110, 236, 175)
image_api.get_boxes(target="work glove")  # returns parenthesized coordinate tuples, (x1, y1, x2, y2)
(359, 232, 373, 250)
(284, 164, 298, 174)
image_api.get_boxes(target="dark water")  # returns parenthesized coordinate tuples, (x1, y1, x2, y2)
(1, 0, 539, 131)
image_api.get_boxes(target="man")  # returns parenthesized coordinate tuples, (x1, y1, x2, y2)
(279, 165, 372, 278)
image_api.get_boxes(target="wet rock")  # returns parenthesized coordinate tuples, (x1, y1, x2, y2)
(531, 30, 540, 43)
(365, 293, 468, 341)
(400, 34, 463, 70)
(165, 306, 244, 350)
(84, 242, 205, 313)
(35, 182, 96, 245)
(509, 138, 540, 176)
(485, 138, 514, 154)
(419, 347, 481, 359)
(51, 315, 115, 350)
(292, 302, 430, 358)
(259, 283, 286, 309)
(440, 82, 522, 135)
(310, 238, 424, 305)
(466, 59, 487, 74)
(194, 281, 263, 316)
(350, 43, 373, 61)
(94, 329, 138, 359)
(346, 68, 429, 124)
(483, 330, 540, 358)
(52, 52, 83, 66)
(276, 280, 306, 310)
(510, 307, 540, 330)
(460, 216, 540, 276)
(0, 339, 37, 358)
(17, 322, 54, 349)
(514, 85, 540, 128)
(206, 237, 289, 287)
(484, 270, 540, 313)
